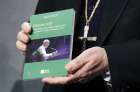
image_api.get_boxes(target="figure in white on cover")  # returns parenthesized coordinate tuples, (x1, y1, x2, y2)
(32, 39, 58, 61)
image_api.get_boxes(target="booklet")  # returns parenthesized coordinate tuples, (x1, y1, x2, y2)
(23, 9, 75, 80)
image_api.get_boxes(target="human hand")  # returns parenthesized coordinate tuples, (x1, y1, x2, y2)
(42, 47, 109, 84)
(16, 22, 31, 55)
(65, 47, 109, 82)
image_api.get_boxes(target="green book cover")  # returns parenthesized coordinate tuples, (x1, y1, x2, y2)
(23, 9, 75, 80)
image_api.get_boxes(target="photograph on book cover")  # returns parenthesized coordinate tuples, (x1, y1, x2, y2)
(26, 35, 71, 62)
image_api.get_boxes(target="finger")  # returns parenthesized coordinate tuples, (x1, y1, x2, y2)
(73, 58, 101, 82)
(21, 22, 31, 34)
(16, 40, 27, 52)
(42, 75, 76, 85)
(74, 62, 93, 79)
(78, 71, 95, 83)
(65, 55, 88, 74)
(84, 56, 107, 75)
(17, 31, 29, 43)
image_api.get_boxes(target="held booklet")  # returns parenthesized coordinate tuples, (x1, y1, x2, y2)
(23, 9, 75, 80)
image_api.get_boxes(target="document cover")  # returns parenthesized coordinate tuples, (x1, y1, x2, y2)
(23, 9, 75, 80)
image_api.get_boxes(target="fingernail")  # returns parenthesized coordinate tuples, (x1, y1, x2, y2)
(22, 22, 31, 32)
(65, 64, 69, 70)
(65, 64, 73, 73)
(42, 78, 48, 83)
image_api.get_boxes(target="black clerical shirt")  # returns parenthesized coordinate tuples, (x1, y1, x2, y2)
(77, 0, 104, 52)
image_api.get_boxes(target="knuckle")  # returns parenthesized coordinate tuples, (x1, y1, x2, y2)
(16, 41, 26, 51)
(18, 31, 29, 43)
(17, 31, 22, 40)
(23, 34, 29, 43)
(81, 72, 88, 78)
(21, 22, 31, 33)
(16, 41, 19, 49)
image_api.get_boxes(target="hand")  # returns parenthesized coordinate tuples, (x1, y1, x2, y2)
(66, 47, 109, 82)
(16, 22, 31, 55)
(42, 47, 109, 84)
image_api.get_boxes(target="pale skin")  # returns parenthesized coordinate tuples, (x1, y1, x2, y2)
(16, 22, 109, 85)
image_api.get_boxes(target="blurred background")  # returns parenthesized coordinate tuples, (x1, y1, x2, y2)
(0, 0, 45, 92)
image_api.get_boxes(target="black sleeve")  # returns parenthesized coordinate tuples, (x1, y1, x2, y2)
(104, 40, 140, 87)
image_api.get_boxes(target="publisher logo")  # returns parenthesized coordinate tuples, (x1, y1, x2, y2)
(40, 69, 50, 74)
